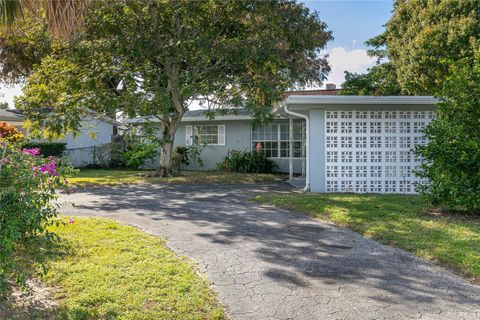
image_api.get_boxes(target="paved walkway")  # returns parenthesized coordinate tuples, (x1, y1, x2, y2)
(60, 184, 480, 320)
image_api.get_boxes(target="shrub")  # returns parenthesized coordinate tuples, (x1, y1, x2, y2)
(0, 142, 74, 293)
(123, 143, 158, 169)
(415, 55, 480, 213)
(22, 142, 67, 157)
(173, 145, 204, 167)
(0, 122, 24, 143)
(216, 150, 277, 173)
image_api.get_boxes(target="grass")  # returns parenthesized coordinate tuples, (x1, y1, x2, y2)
(4, 218, 225, 320)
(68, 169, 286, 188)
(254, 193, 480, 282)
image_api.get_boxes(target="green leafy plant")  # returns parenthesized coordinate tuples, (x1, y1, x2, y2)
(415, 55, 480, 213)
(173, 145, 204, 170)
(22, 141, 67, 157)
(0, 142, 75, 293)
(216, 150, 277, 174)
(123, 143, 158, 169)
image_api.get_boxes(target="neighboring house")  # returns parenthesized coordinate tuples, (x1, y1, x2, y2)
(0, 108, 26, 135)
(0, 108, 120, 167)
(129, 90, 438, 194)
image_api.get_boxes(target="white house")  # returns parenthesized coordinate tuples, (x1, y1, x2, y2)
(276, 95, 438, 193)
(130, 93, 437, 194)
(0, 109, 120, 167)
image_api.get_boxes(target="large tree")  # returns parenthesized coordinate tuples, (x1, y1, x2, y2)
(386, 0, 480, 95)
(17, 0, 332, 176)
(342, 0, 480, 96)
(416, 53, 480, 212)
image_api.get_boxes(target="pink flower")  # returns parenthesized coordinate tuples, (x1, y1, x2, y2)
(256, 142, 263, 154)
(40, 160, 57, 175)
(22, 148, 40, 157)
(68, 218, 75, 224)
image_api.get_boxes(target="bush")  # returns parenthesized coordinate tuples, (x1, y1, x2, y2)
(173, 145, 203, 168)
(415, 56, 480, 213)
(216, 150, 277, 173)
(0, 142, 74, 293)
(0, 122, 24, 143)
(22, 142, 67, 157)
(123, 143, 158, 169)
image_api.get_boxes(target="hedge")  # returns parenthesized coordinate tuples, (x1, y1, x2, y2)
(22, 142, 67, 157)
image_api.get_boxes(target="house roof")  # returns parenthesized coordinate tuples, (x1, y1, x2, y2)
(283, 95, 438, 106)
(0, 108, 121, 126)
(283, 89, 341, 97)
(0, 109, 24, 122)
(127, 89, 344, 124)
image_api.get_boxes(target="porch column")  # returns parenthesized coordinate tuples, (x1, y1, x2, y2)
(289, 117, 294, 180)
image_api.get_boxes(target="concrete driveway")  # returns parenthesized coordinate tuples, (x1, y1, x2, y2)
(60, 183, 480, 320)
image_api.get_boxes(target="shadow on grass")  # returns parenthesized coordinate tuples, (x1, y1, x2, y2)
(0, 230, 73, 320)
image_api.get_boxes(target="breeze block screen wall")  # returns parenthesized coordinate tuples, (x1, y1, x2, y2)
(324, 110, 436, 194)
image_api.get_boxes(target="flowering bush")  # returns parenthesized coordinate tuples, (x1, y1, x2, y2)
(0, 142, 75, 293)
(0, 122, 24, 143)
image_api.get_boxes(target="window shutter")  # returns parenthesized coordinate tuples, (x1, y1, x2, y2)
(218, 125, 225, 145)
(186, 125, 193, 146)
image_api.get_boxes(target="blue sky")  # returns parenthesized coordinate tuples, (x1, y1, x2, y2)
(304, 0, 393, 88)
(1, 1, 393, 107)
(305, 0, 393, 50)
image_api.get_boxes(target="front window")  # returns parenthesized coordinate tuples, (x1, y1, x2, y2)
(186, 124, 225, 145)
(252, 122, 305, 158)
(195, 125, 219, 145)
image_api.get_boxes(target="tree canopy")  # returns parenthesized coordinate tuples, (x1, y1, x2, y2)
(342, 0, 480, 96)
(416, 52, 480, 211)
(16, 0, 332, 175)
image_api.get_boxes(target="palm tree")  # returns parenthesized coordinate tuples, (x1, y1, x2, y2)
(0, 0, 87, 39)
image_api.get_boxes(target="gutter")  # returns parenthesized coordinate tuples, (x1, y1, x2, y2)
(282, 103, 310, 192)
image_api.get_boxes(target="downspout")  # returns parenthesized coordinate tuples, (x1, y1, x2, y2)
(284, 104, 310, 192)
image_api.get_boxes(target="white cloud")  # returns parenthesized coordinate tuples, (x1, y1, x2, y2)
(324, 46, 376, 88)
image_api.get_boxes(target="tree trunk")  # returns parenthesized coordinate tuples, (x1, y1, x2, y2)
(154, 117, 182, 177)
(158, 139, 174, 177)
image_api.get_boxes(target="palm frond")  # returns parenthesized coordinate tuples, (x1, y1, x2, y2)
(0, 0, 22, 26)
(44, 0, 87, 40)
(0, 0, 87, 39)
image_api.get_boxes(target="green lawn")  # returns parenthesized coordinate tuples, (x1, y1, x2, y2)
(254, 193, 480, 282)
(4, 218, 225, 320)
(68, 169, 286, 187)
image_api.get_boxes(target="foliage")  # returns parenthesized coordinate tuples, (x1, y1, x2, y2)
(255, 193, 480, 281)
(383, 0, 480, 95)
(343, 1, 480, 96)
(0, 121, 23, 143)
(173, 145, 204, 172)
(217, 150, 277, 173)
(67, 169, 287, 188)
(341, 62, 401, 96)
(415, 56, 480, 212)
(22, 141, 66, 158)
(123, 142, 158, 169)
(0, 12, 52, 85)
(0, 142, 74, 293)
(17, 0, 332, 176)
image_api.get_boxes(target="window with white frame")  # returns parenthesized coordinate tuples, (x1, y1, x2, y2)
(186, 124, 225, 145)
(251, 122, 305, 158)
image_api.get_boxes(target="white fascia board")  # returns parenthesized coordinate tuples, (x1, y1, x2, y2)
(127, 115, 253, 124)
(285, 95, 439, 106)
(181, 115, 252, 122)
